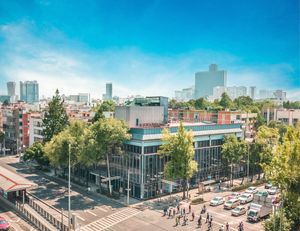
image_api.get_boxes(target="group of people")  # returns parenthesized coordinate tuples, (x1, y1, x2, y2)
(163, 203, 246, 231)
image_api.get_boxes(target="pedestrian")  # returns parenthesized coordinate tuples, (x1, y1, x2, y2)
(173, 209, 176, 218)
(191, 211, 195, 221)
(177, 204, 180, 214)
(183, 208, 186, 215)
(219, 225, 224, 231)
(210, 215, 213, 223)
(197, 216, 202, 228)
(206, 212, 209, 223)
(225, 222, 229, 231)
(178, 216, 181, 224)
(168, 208, 172, 218)
(175, 217, 179, 226)
(163, 207, 167, 216)
(189, 204, 191, 213)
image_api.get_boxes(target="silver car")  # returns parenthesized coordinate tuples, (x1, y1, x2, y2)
(231, 205, 247, 216)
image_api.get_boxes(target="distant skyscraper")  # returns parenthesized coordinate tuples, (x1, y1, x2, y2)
(7, 81, 16, 103)
(105, 82, 112, 100)
(195, 64, 227, 99)
(7, 81, 16, 96)
(20, 81, 39, 104)
(250, 86, 256, 99)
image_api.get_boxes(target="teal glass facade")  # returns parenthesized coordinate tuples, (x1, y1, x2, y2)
(111, 123, 243, 199)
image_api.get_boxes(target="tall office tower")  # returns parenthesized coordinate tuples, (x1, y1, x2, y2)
(20, 81, 39, 104)
(250, 86, 256, 99)
(7, 81, 16, 103)
(194, 64, 227, 99)
(105, 82, 112, 100)
(7, 82, 16, 96)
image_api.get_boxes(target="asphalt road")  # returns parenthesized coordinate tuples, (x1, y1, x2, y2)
(0, 201, 36, 231)
(0, 155, 267, 231)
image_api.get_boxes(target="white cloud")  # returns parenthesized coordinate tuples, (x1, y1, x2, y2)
(0, 21, 299, 100)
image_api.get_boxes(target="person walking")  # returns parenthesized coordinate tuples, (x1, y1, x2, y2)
(177, 204, 180, 214)
(191, 211, 195, 221)
(225, 222, 229, 231)
(219, 225, 224, 231)
(197, 215, 202, 228)
(168, 208, 172, 218)
(175, 217, 179, 226)
(173, 209, 176, 218)
(206, 212, 209, 223)
(189, 204, 191, 213)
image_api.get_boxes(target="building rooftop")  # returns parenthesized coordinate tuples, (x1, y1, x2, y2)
(0, 166, 37, 192)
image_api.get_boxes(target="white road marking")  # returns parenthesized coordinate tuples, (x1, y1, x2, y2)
(86, 210, 97, 216)
(96, 206, 108, 212)
(73, 213, 86, 221)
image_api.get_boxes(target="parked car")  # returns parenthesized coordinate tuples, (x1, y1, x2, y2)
(268, 186, 278, 195)
(265, 182, 273, 189)
(231, 205, 247, 216)
(245, 186, 257, 194)
(255, 190, 269, 197)
(224, 198, 240, 210)
(0, 216, 10, 231)
(210, 196, 225, 206)
(228, 192, 240, 200)
(238, 193, 253, 204)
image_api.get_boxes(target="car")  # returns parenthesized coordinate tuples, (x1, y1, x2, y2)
(265, 182, 273, 189)
(231, 205, 247, 216)
(255, 190, 269, 197)
(210, 196, 225, 206)
(224, 198, 240, 209)
(268, 186, 278, 195)
(0, 216, 10, 231)
(238, 193, 253, 204)
(245, 186, 257, 194)
(228, 192, 240, 200)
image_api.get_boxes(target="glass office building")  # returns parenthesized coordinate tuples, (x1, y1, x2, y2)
(110, 122, 243, 199)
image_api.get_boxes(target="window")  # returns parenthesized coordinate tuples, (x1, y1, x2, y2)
(211, 139, 223, 146)
(144, 145, 160, 154)
(197, 140, 210, 147)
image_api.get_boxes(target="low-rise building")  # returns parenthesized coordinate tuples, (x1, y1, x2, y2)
(262, 108, 300, 125)
(29, 113, 44, 146)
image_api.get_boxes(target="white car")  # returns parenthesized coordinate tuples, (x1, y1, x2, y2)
(210, 196, 225, 206)
(245, 186, 257, 194)
(238, 193, 253, 204)
(268, 186, 278, 195)
(228, 192, 240, 200)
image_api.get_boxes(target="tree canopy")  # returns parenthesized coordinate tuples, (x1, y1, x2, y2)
(263, 126, 300, 230)
(42, 89, 69, 142)
(92, 100, 116, 122)
(159, 122, 198, 199)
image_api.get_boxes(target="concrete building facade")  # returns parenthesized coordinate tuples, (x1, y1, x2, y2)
(195, 64, 227, 99)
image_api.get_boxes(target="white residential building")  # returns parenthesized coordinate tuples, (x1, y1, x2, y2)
(29, 113, 44, 146)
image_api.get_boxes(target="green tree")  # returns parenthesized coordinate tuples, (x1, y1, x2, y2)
(44, 120, 86, 176)
(234, 96, 253, 109)
(42, 89, 69, 142)
(23, 142, 49, 167)
(255, 125, 279, 171)
(221, 135, 247, 186)
(194, 97, 209, 110)
(92, 100, 116, 122)
(158, 122, 198, 199)
(264, 209, 291, 231)
(219, 92, 232, 109)
(90, 118, 131, 195)
(264, 126, 300, 230)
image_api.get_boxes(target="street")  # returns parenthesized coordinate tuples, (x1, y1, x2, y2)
(0, 155, 266, 231)
(0, 201, 36, 231)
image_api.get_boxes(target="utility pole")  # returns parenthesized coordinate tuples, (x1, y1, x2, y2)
(127, 169, 130, 205)
(247, 142, 250, 183)
(68, 143, 71, 230)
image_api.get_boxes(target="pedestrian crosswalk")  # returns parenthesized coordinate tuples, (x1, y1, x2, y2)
(80, 207, 141, 231)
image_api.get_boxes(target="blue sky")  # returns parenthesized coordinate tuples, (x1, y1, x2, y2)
(0, 0, 299, 99)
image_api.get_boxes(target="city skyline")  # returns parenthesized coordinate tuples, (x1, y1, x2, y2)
(0, 0, 299, 99)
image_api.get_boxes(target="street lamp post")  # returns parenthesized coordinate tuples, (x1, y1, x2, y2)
(68, 144, 72, 230)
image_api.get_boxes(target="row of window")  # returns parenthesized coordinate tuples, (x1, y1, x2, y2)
(123, 140, 223, 155)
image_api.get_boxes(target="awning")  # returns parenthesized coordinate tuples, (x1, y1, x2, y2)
(0, 166, 37, 193)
